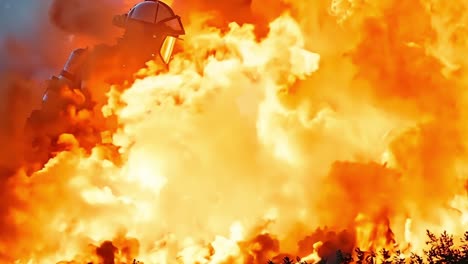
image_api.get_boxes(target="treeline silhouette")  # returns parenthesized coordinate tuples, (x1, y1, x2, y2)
(124, 230, 468, 264)
(267, 230, 468, 264)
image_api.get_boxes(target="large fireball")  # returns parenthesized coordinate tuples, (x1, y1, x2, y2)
(1, 0, 467, 263)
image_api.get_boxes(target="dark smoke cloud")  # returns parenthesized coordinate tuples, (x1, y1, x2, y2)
(49, 0, 127, 39)
(0, 0, 78, 74)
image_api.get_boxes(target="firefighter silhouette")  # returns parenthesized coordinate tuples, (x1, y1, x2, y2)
(25, 0, 185, 172)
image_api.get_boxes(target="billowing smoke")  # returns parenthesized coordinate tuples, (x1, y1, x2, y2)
(49, 0, 128, 39)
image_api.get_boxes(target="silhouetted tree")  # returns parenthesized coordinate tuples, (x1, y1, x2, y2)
(267, 230, 468, 264)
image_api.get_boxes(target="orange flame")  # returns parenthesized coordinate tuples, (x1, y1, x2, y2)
(1, 0, 468, 263)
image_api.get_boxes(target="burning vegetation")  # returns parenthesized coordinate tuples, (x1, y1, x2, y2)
(0, 0, 468, 263)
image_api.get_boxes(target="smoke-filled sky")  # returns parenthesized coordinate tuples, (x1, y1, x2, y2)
(0, 0, 131, 76)
(0, 0, 49, 74)
(0, 0, 44, 36)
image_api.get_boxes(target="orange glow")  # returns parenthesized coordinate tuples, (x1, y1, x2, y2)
(1, 0, 468, 263)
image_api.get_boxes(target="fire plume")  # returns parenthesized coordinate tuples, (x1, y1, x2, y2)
(1, 0, 468, 263)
